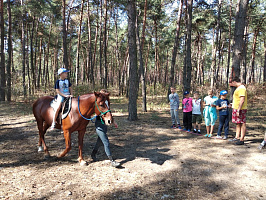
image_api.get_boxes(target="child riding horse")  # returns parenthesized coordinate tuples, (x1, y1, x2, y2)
(32, 92, 113, 166)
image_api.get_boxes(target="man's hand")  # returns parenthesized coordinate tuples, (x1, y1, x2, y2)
(113, 121, 118, 128)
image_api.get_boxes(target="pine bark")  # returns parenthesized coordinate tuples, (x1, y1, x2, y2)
(136, 14, 147, 112)
(170, 0, 183, 88)
(231, 0, 249, 79)
(226, 0, 232, 88)
(0, 0, 5, 101)
(7, 0, 12, 101)
(128, 0, 138, 120)
(62, 0, 69, 68)
(75, 0, 84, 85)
(264, 39, 266, 84)
(183, 0, 193, 92)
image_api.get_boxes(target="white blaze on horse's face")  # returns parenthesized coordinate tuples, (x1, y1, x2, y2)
(103, 99, 112, 126)
(105, 100, 109, 109)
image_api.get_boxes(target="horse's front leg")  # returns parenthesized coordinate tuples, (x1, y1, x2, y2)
(78, 129, 87, 166)
(58, 130, 71, 158)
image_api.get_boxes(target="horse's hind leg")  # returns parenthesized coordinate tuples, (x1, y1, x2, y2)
(37, 120, 50, 158)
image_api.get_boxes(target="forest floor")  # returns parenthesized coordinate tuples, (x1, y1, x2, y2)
(0, 86, 266, 200)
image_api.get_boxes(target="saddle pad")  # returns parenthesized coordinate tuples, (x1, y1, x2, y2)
(50, 97, 72, 119)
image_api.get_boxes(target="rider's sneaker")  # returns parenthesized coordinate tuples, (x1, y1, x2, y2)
(193, 129, 197, 133)
(50, 122, 56, 130)
(208, 134, 212, 138)
(177, 125, 182, 129)
(223, 136, 228, 140)
(204, 134, 209, 137)
(216, 135, 223, 139)
(186, 129, 191, 132)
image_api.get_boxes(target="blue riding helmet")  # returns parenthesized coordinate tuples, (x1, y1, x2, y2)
(220, 90, 228, 95)
(184, 91, 189, 95)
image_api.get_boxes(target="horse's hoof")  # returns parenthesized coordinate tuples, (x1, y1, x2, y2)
(38, 146, 44, 152)
(80, 160, 88, 166)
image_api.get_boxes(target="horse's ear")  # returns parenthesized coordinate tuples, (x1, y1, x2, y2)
(94, 91, 100, 98)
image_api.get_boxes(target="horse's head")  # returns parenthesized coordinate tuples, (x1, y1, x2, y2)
(94, 91, 113, 126)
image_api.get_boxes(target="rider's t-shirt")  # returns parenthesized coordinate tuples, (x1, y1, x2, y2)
(54, 79, 72, 95)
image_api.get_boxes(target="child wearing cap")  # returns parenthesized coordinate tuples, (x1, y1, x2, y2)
(182, 91, 193, 132)
(50, 68, 73, 130)
(203, 90, 218, 137)
(216, 90, 231, 139)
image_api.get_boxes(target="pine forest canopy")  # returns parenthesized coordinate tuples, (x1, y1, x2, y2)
(0, 0, 265, 104)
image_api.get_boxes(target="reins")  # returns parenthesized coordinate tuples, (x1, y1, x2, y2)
(77, 96, 111, 124)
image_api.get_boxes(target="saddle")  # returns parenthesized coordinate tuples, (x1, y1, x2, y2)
(50, 96, 72, 124)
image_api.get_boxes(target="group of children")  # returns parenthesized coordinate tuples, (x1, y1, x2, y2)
(169, 87, 230, 139)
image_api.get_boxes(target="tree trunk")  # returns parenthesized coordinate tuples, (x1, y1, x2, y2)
(53, 37, 59, 83)
(0, 0, 5, 101)
(210, 28, 216, 89)
(136, 13, 147, 112)
(249, 17, 266, 83)
(226, 0, 232, 88)
(6, 0, 12, 101)
(45, 16, 52, 91)
(128, 0, 138, 121)
(231, 0, 249, 79)
(230, 0, 248, 101)
(86, 1, 92, 85)
(26, 24, 31, 95)
(264, 39, 266, 84)
(183, 0, 193, 92)
(99, 0, 103, 86)
(30, 16, 36, 92)
(242, 22, 248, 84)
(141, 0, 148, 51)
(62, 0, 69, 68)
(169, 0, 183, 94)
(37, 38, 42, 89)
(21, 0, 26, 97)
(103, 0, 108, 88)
(75, 0, 84, 85)
(215, 0, 222, 85)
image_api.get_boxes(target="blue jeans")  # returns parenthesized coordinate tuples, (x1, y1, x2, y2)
(93, 119, 111, 157)
(217, 115, 229, 137)
(170, 109, 180, 125)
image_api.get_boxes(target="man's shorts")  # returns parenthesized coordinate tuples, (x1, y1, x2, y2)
(192, 114, 202, 124)
(232, 109, 247, 124)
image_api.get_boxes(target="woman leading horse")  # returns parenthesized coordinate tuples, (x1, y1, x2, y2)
(32, 92, 113, 166)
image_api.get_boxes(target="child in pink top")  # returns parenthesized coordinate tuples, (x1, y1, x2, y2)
(182, 91, 193, 132)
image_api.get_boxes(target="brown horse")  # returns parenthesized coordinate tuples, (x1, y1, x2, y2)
(32, 92, 113, 166)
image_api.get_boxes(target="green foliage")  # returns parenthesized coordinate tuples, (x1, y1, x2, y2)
(2, 0, 266, 102)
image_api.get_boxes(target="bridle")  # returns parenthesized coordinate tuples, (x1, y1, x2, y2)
(77, 96, 111, 124)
